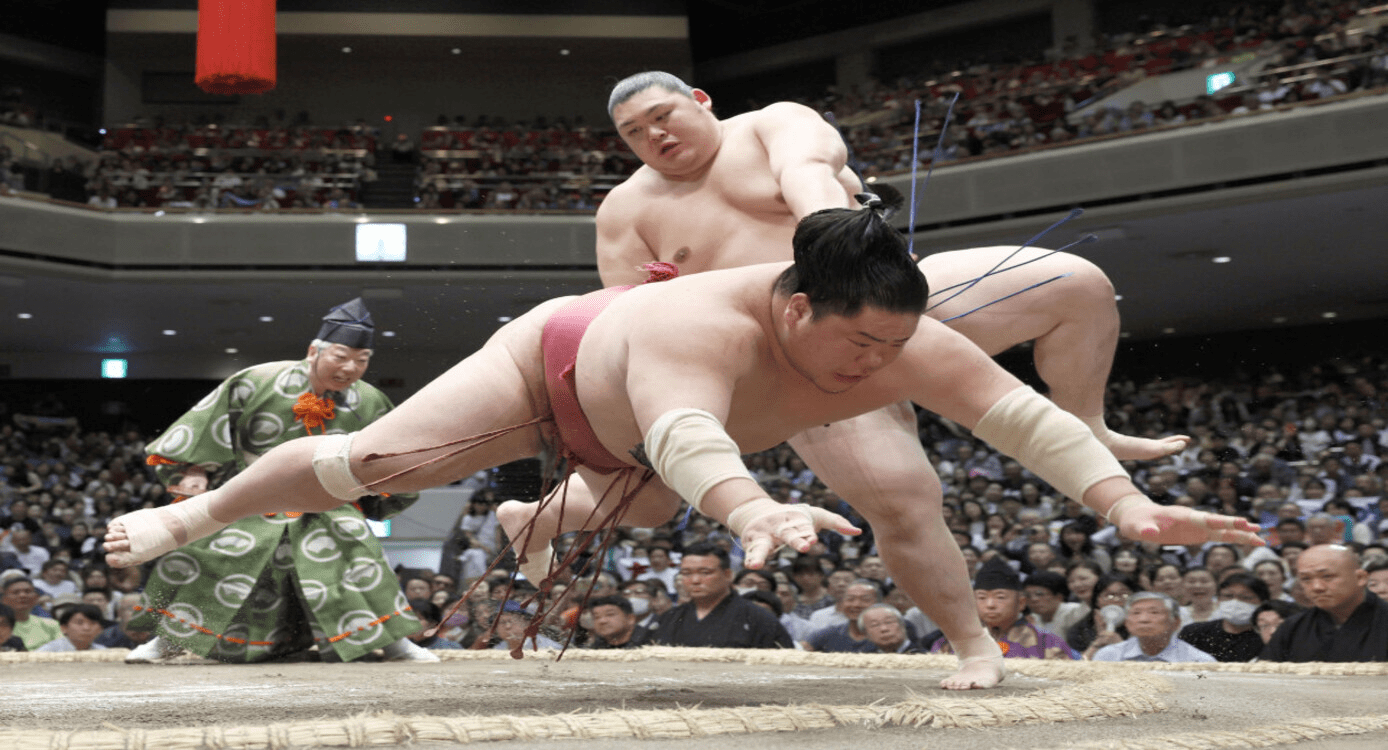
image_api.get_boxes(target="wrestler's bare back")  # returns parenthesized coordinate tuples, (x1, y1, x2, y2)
(566, 263, 1019, 467)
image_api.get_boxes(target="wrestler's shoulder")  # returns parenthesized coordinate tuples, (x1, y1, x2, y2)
(598, 168, 662, 210)
(740, 101, 827, 127)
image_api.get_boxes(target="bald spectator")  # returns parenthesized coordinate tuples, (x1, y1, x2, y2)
(858, 604, 922, 654)
(1261, 545, 1388, 662)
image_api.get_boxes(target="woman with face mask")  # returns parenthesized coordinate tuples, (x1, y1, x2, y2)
(1174, 572, 1270, 661)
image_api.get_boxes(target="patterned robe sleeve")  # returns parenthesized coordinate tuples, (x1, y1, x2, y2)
(145, 368, 257, 488)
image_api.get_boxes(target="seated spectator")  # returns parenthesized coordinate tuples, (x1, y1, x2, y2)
(805, 579, 882, 653)
(1366, 559, 1388, 599)
(1069, 572, 1138, 656)
(0, 602, 24, 651)
(32, 559, 78, 602)
(645, 542, 792, 649)
(936, 557, 1077, 660)
(858, 603, 921, 654)
(637, 547, 678, 592)
(406, 599, 463, 651)
(805, 568, 863, 632)
(619, 578, 666, 630)
(1, 576, 59, 650)
(584, 594, 646, 649)
(35, 602, 107, 652)
(491, 601, 562, 653)
(1024, 571, 1088, 637)
(6, 528, 48, 576)
(1092, 592, 1216, 663)
(1252, 558, 1294, 602)
(1251, 600, 1303, 647)
(1261, 544, 1388, 662)
(95, 593, 151, 649)
(1180, 566, 1219, 625)
(790, 556, 833, 617)
(772, 580, 813, 641)
(1177, 572, 1268, 662)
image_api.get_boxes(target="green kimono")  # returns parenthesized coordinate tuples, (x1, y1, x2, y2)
(132, 359, 421, 662)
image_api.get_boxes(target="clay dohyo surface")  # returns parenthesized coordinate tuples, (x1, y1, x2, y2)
(3, 651, 1388, 749)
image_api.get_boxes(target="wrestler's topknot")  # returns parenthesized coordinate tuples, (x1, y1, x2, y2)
(775, 201, 928, 320)
(608, 72, 695, 119)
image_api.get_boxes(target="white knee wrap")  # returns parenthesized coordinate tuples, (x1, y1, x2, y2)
(644, 408, 755, 514)
(971, 386, 1128, 502)
(312, 433, 367, 501)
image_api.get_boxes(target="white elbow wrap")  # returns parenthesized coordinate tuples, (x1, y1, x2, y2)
(644, 408, 755, 514)
(971, 386, 1128, 502)
(312, 432, 368, 501)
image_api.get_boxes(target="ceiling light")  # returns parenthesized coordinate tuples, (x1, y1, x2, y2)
(225, 347, 238, 354)
(1162, 327, 1176, 334)
(451, 48, 461, 55)
(498, 316, 513, 323)
(1322, 311, 1337, 319)
(382, 331, 397, 338)
(163, 329, 177, 335)
(1113, 294, 1123, 301)
(1212, 256, 1231, 264)
(17, 313, 32, 319)
(559, 49, 570, 56)
(259, 315, 274, 322)
(342, 46, 352, 53)
(1272, 317, 1287, 324)
(1119, 331, 1131, 338)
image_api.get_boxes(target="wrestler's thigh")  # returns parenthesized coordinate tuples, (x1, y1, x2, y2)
(787, 403, 944, 516)
(351, 299, 572, 488)
(919, 246, 1093, 355)
(573, 465, 684, 529)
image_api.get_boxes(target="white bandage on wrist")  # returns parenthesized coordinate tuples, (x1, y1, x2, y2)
(644, 408, 755, 514)
(312, 432, 367, 501)
(1103, 494, 1149, 525)
(725, 498, 813, 537)
(971, 386, 1128, 502)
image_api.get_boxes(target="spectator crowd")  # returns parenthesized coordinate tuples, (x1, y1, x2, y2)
(6, 340, 1388, 663)
(4, 1, 1383, 212)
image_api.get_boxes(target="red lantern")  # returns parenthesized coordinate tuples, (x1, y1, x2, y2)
(196, 0, 277, 95)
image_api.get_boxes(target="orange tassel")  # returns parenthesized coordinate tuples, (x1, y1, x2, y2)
(147, 455, 179, 466)
(292, 392, 336, 435)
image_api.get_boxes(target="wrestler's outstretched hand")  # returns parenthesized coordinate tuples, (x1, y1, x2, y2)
(732, 500, 861, 570)
(1108, 495, 1264, 547)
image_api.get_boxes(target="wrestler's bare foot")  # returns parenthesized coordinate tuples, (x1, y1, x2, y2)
(940, 655, 1007, 690)
(103, 502, 226, 568)
(1098, 430, 1189, 462)
(496, 500, 554, 582)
